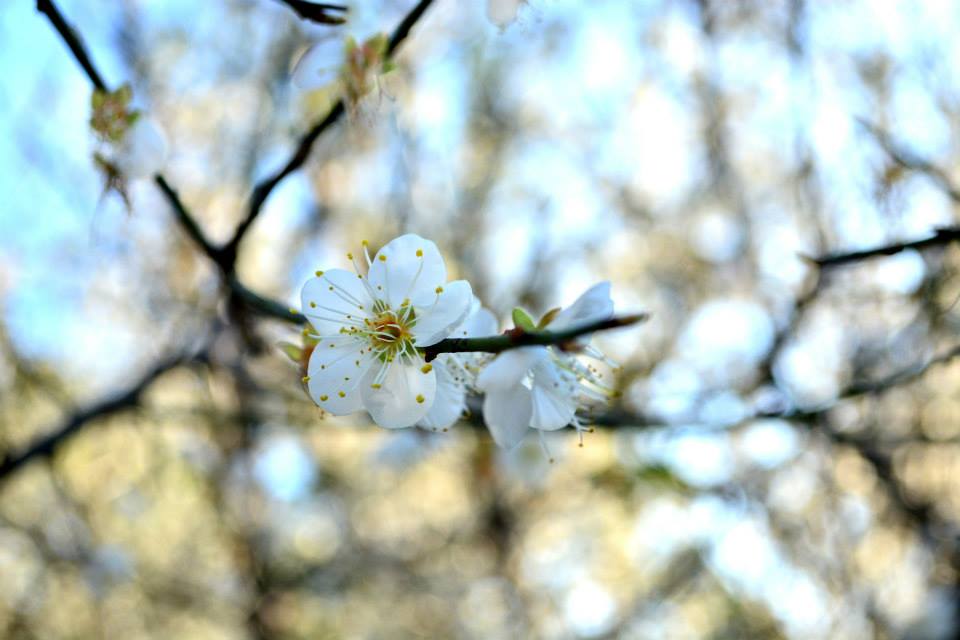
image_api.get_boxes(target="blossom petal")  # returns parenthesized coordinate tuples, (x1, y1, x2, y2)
(367, 234, 447, 309)
(361, 360, 437, 429)
(462, 307, 499, 337)
(301, 268, 372, 335)
(487, 0, 525, 29)
(306, 337, 372, 415)
(482, 387, 532, 448)
(292, 39, 343, 89)
(411, 280, 473, 347)
(476, 347, 548, 392)
(417, 357, 465, 431)
(116, 116, 168, 178)
(529, 360, 578, 431)
(550, 282, 614, 332)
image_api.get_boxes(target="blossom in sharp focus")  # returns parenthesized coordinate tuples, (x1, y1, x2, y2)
(477, 282, 617, 449)
(417, 298, 499, 432)
(300, 234, 473, 429)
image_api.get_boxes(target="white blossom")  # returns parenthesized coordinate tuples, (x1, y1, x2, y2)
(114, 115, 168, 178)
(301, 234, 473, 429)
(477, 282, 616, 449)
(292, 37, 344, 90)
(487, 0, 527, 30)
(418, 299, 498, 432)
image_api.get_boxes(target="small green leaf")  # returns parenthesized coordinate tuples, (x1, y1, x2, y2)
(512, 307, 536, 332)
(537, 307, 562, 329)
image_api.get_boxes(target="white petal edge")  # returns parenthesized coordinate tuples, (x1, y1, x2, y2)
(529, 361, 578, 431)
(367, 234, 446, 309)
(116, 116, 168, 178)
(482, 386, 532, 448)
(361, 360, 437, 429)
(292, 39, 343, 89)
(476, 346, 548, 392)
(306, 338, 372, 415)
(417, 357, 465, 431)
(301, 268, 372, 335)
(411, 280, 473, 347)
(550, 282, 614, 332)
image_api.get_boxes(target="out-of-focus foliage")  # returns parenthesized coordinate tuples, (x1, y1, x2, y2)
(2, 0, 960, 637)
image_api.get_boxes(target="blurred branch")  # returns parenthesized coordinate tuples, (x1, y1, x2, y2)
(859, 119, 960, 202)
(422, 314, 648, 361)
(0, 350, 207, 485)
(35, 0, 107, 90)
(588, 339, 960, 430)
(276, 0, 348, 24)
(811, 226, 960, 268)
(223, 0, 438, 267)
(37, 0, 304, 323)
(154, 175, 221, 260)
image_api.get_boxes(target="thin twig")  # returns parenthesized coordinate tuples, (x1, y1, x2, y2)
(38, 0, 314, 322)
(423, 314, 649, 361)
(0, 351, 206, 483)
(276, 0, 348, 24)
(36, 0, 107, 90)
(811, 226, 960, 268)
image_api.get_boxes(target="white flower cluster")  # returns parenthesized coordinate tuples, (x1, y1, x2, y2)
(298, 234, 618, 448)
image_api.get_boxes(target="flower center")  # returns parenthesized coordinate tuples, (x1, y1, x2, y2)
(365, 303, 416, 361)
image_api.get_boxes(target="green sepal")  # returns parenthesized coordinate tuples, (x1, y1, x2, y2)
(277, 341, 303, 364)
(91, 88, 107, 109)
(537, 307, 562, 329)
(115, 83, 133, 105)
(512, 307, 536, 332)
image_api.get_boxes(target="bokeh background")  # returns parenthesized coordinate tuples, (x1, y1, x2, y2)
(3, 0, 960, 637)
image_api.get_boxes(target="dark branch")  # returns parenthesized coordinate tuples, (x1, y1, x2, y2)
(38, 0, 309, 323)
(277, 0, 348, 24)
(859, 119, 960, 202)
(423, 314, 648, 362)
(36, 0, 107, 91)
(811, 225, 960, 268)
(0, 352, 204, 484)
(154, 175, 222, 262)
(223, 0, 437, 265)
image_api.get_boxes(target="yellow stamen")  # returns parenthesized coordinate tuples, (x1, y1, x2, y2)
(435, 286, 443, 294)
(421, 364, 433, 374)
(302, 376, 310, 383)
(416, 249, 423, 257)
(379, 255, 387, 262)
(338, 391, 346, 398)
(315, 270, 324, 277)
(320, 394, 328, 401)
(416, 394, 425, 404)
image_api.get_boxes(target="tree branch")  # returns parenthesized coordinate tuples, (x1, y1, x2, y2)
(811, 226, 960, 268)
(276, 0, 348, 24)
(0, 351, 206, 484)
(422, 314, 648, 361)
(36, 0, 107, 91)
(38, 0, 307, 323)
(222, 0, 437, 266)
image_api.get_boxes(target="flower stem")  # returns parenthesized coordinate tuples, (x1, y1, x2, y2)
(421, 314, 649, 362)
